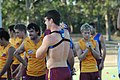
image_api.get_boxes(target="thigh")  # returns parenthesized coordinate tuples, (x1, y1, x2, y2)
(91, 72, 101, 80)
(46, 67, 72, 80)
(80, 73, 90, 80)
(0, 78, 7, 80)
(36, 74, 45, 80)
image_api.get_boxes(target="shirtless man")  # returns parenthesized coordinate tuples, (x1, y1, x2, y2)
(36, 10, 72, 80)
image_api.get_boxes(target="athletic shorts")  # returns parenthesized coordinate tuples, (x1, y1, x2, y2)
(25, 74, 45, 80)
(80, 71, 100, 80)
(0, 78, 6, 80)
(12, 64, 19, 72)
(46, 67, 72, 80)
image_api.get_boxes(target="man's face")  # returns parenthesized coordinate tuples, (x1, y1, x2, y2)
(82, 30, 91, 40)
(44, 17, 51, 29)
(15, 29, 24, 39)
(27, 29, 38, 40)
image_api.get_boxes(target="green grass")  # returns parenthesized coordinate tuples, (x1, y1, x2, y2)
(102, 67, 119, 80)
(73, 66, 119, 80)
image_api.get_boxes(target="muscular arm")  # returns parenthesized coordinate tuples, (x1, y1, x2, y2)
(75, 43, 89, 61)
(67, 48, 74, 70)
(36, 36, 50, 59)
(100, 35, 106, 62)
(14, 42, 27, 67)
(0, 47, 15, 77)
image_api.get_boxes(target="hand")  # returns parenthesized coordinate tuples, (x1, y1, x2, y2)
(12, 72, 16, 78)
(71, 68, 76, 75)
(99, 62, 104, 70)
(86, 42, 92, 48)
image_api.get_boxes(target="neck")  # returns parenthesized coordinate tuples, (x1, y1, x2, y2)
(50, 24, 61, 32)
(32, 36, 40, 44)
(83, 38, 90, 42)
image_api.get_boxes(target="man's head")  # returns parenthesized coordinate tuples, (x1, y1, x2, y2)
(0, 30, 10, 46)
(8, 25, 15, 38)
(80, 23, 92, 40)
(27, 23, 40, 40)
(14, 23, 26, 39)
(44, 10, 60, 29)
(89, 23, 96, 35)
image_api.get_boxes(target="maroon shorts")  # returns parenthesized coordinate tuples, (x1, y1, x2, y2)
(12, 64, 19, 72)
(80, 71, 100, 80)
(0, 78, 6, 80)
(12, 64, 27, 79)
(46, 67, 72, 80)
(25, 74, 45, 80)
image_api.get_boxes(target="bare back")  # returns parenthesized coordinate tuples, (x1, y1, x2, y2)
(47, 29, 70, 69)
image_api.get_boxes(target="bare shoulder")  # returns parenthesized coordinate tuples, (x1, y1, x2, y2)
(43, 34, 53, 45)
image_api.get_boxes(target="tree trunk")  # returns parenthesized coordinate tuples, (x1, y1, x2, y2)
(105, 11, 111, 41)
(117, 8, 120, 29)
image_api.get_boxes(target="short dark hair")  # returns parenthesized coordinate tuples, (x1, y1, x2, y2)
(0, 30, 10, 41)
(89, 23, 96, 28)
(8, 25, 15, 32)
(45, 10, 60, 26)
(14, 23, 26, 34)
(27, 23, 40, 36)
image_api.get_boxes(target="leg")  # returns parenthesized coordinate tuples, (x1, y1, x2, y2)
(80, 73, 90, 80)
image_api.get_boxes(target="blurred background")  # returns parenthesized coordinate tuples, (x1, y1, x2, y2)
(0, 0, 120, 80)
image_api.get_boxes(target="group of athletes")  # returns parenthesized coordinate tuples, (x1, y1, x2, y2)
(0, 10, 106, 80)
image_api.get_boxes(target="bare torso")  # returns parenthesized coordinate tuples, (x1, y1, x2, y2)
(47, 29, 70, 69)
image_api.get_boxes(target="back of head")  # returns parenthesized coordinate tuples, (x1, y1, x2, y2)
(45, 10, 60, 26)
(89, 23, 96, 29)
(27, 23, 40, 36)
(80, 23, 92, 32)
(0, 30, 10, 41)
(14, 23, 26, 34)
(8, 25, 15, 32)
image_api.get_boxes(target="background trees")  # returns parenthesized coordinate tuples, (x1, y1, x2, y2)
(1, 0, 120, 40)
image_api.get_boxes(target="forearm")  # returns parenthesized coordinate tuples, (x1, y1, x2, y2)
(78, 48, 89, 61)
(14, 54, 27, 67)
(0, 61, 12, 76)
(91, 47, 100, 59)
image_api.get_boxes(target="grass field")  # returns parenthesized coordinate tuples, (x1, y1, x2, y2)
(73, 53, 119, 80)
(73, 66, 119, 80)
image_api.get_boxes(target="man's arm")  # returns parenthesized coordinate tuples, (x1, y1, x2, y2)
(118, 47, 120, 78)
(0, 47, 15, 77)
(75, 43, 89, 61)
(14, 42, 27, 67)
(67, 48, 74, 70)
(90, 41, 100, 59)
(100, 35, 106, 63)
(36, 36, 50, 59)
